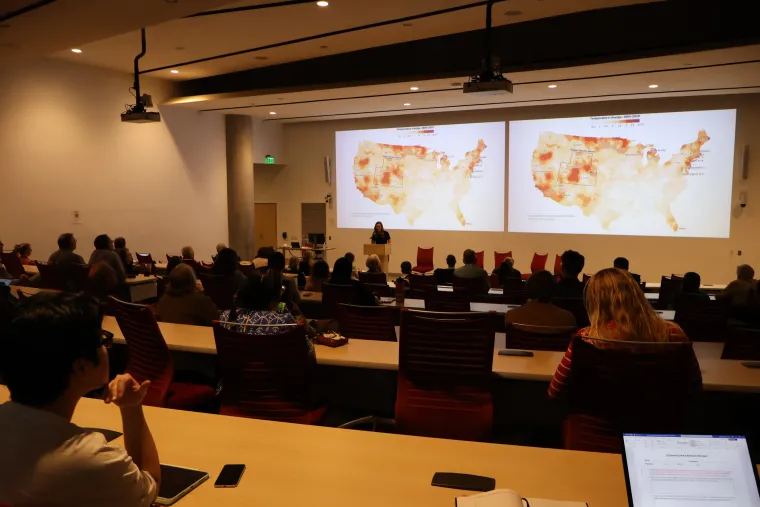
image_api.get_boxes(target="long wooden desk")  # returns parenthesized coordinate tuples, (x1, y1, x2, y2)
(0, 386, 628, 507)
(101, 317, 760, 393)
(11, 276, 157, 303)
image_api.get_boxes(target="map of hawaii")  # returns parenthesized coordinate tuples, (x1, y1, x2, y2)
(531, 130, 710, 231)
(353, 139, 486, 226)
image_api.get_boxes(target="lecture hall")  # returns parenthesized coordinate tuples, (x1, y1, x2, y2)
(2, 0, 760, 506)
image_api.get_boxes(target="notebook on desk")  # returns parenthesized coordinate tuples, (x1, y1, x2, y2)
(456, 490, 587, 507)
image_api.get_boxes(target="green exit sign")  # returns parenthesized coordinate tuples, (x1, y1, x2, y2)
(265, 155, 275, 164)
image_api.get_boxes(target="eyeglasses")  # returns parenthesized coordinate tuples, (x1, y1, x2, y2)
(100, 330, 114, 349)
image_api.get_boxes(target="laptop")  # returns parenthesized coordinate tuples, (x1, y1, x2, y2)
(291, 241, 301, 249)
(622, 434, 760, 507)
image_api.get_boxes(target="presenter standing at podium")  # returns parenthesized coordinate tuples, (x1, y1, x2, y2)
(370, 221, 391, 245)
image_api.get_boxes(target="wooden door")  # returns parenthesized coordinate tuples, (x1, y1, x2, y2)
(254, 203, 278, 253)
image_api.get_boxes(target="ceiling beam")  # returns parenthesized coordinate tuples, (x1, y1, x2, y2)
(0, 0, 57, 23)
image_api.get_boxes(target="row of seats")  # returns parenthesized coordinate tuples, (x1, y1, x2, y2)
(412, 247, 558, 275)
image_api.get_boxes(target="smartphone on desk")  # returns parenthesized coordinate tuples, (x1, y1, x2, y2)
(214, 464, 246, 488)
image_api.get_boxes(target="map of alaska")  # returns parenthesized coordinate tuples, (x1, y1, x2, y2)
(353, 140, 486, 226)
(531, 130, 710, 231)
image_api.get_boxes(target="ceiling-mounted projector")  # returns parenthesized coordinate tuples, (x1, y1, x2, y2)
(464, 0, 513, 96)
(463, 78, 513, 96)
(121, 28, 161, 124)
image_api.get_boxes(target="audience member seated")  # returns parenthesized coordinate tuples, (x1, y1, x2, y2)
(212, 248, 248, 291)
(267, 252, 302, 309)
(305, 259, 330, 293)
(330, 257, 377, 306)
(672, 271, 710, 306)
(433, 254, 457, 284)
(453, 249, 489, 294)
(507, 270, 576, 328)
(365, 254, 383, 274)
(48, 233, 86, 289)
(0, 293, 160, 506)
(180, 246, 195, 261)
(555, 250, 585, 299)
(299, 250, 314, 276)
(214, 243, 226, 260)
(285, 256, 307, 289)
(114, 237, 134, 275)
(613, 256, 641, 283)
(157, 264, 220, 326)
(88, 234, 126, 286)
(498, 257, 522, 285)
(253, 246, 275, 270)
(400, 261, 413, 282)
(549, 268, 699, 399)
(344, 252, 359, 279)
(165, 255, 181, 276)
(716, 264, 757, 307)
(13, 243, 34, 266)
(446, 254, 456, 270)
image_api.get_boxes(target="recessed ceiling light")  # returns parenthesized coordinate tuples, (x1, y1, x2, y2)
(269, 111, 277, 115)
(170, 70, 179, 74)
(255, 56, 268, 60)
(649, 84, 659, 89)
(316, 1, 329, 6)
(71, 48, 82, 53)
(504, 10, 523, 16)
(410, 86, 419, 91)
(548, 84, 557, 89)
(403, 103, 411, 106)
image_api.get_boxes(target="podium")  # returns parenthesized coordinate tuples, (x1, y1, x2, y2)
(364, 244, 391, 273)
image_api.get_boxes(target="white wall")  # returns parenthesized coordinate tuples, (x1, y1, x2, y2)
(259, 93, 760, 283)
(0, 58, 228, 262)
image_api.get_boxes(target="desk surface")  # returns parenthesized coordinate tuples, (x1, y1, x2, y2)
(276, 246, 336, 252)
(23, 264, 39, 274)
(101, 316, 760, 392)
(0, 386, 629, 507)
(125, 275, 158, 285)
(646, 282, 727, 291)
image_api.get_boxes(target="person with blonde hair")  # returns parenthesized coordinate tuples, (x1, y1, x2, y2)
(299, 250, 314, 276)
(180, 246, 195, 261)
(13, 243, 34, 266)
(548, 268, 700, 398)
(365, 254, 383, 274)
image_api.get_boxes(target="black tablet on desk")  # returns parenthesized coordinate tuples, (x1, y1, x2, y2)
(155, 464, 209, 506)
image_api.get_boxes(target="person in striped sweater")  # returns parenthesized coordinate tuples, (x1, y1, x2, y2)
(549, 267, 701, 399)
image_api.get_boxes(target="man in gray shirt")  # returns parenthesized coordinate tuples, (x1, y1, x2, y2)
(49, 233, 86, 267)
(453, 249, 490, 294)
(88, 234, 126, 285)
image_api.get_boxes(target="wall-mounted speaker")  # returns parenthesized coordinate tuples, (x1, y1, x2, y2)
(324, 156, 332, 184)
(741, 144, 749, 180)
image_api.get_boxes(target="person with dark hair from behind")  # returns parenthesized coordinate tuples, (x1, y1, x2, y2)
(49, 233, 86, 290)
(555, 250, 585, 299)
(212, 247, 248, 291)
(114, 237, 134, 276)
(305, 259, 330, 293)
(716, 264, 759, 322)
(89, 234, 126, 286)
(0, 293, 160, 506)
(613, 256, 641, 283)
(157, 264, 220, 326)
(13, 243, 34, 265)
(253, 246, 275, 270)
(671, 271, 710, 308)
(330, 257, 377, 306)
(498, 257, 522, 285)
(400, 261, 413, 280)
(221, 274, 301, 337)
(434, 254, 458, 284)
(267, 251, 302, 309)
(344, 252, 359, 280)
(446, 254, 456, 269)
(453, 249, 490, 294)
(507, 270, 576, 329)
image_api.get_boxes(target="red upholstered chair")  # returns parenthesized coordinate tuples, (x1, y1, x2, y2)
(424, 288, 470, 312)
(474, 251, 484, 269)
(493, 251, 513, 272)
(358, 271, 387, 284)
(530, 253, 549, 273)
(322, 283, 357, 318)
(338, 304, 397, 341)
(489, 273, 500, 289)
(505, 323, 576, 351)
(674, 295, 729, 342)
(582, 274, 591, 284)
(563, 337, 702, 453)
(212, 322, 325, 424)
(721, 327, 760, 360)
(0, 251, 25, 278)
(656, 276, 682, 310)
(397, 310, 495, 441)
(199, 273, 238, 310)
(553, 254, 562, 276)
(413, 247, 435, 274)
(409, 273, 437, 299)
(110, 297, 216, 411)
(551, 297, 589, 329)
(35, 262, 68, 291)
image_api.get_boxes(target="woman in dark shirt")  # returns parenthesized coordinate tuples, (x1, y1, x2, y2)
(370, 221, 391, 245)
(330, 257, 377, 306)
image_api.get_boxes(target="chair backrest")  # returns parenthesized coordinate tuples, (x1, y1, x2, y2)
(365, 282, 393, 297)
(415, 247, 435, 268)
(0, 252, 25, 278)
(565, 337, 702, 452)
(409, 273, 437, 299)
(530, 253, 549, 273)
(424, 288, 470, 312)
(656, 276, 682, 310)
(493, 251, 513, 271)
(35, 261, 68, 290)
(489, 273, 500, 289)
(182, 258, 207, 277)
(500, 277, 528, 304)
(453, 274, 488, 296)
(551, 297, 589, 329)
(505, 323, 576, 351)
(721, 327, 760, 360)
(433, 268, 454, 286)
(338, 304, 397, 341)
(201, 261, 214, 268)
(199, 273, 238, 310)
(474, 251, 484, 269)
(582, 274, 591, 284)
(674, 295, 728, 342)
(322, 283, 357, 318)
(358, 271, 387, 284)
(553, 254, 562, 276)
(212, 322, 316, 422)
(109, 297, 173, 407)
